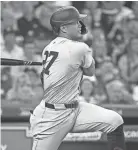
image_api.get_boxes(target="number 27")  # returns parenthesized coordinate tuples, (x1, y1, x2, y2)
(43, 51, 58, 75)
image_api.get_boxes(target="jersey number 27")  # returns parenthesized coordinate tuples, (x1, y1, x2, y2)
(43, 51, 59, 75)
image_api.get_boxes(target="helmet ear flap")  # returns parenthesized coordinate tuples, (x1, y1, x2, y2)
(79, 21, 87, 35)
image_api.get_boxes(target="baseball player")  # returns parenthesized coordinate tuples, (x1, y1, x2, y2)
(30, 6, 126, 150)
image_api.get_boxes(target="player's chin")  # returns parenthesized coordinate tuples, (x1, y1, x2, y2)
(76, 32, 83, 39)
(72, 31, 83, 41)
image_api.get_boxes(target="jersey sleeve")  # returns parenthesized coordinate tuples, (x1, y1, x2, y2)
(81, 43, 93, 68)
(69, 42, 93, 69)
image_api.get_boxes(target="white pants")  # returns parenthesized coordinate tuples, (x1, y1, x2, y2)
(30, 100, 123, 150)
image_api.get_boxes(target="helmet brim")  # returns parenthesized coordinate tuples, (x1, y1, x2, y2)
(79, 14, 87, 19)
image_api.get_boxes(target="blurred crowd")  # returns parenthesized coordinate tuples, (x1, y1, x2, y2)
(1, 1, 138, 106)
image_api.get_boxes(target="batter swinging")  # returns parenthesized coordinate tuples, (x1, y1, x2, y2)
(30, 6, 126, 150)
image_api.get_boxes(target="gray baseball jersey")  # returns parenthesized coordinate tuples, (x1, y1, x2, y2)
(42, 37, 93, 104)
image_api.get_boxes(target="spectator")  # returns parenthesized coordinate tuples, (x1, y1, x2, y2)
(35, 4, 56, 45)
(95, 59, 120, 104)
(1, 30, 25, 59)
(81, 8, 93, 47)
(17, 2, 39, 42)
(6, 73, 34, 103)
(23, 42, 42, 74)
(33, 3, 57, 50)
(101, 1, 132, 29)
(95, 59, 121, 104)
(1, 9, 18, 33)
(79, 78, 98, 104)
(100, 1, 118, 38)
(4, 1, 23, 20)
(111, 31, 126, 65)
(94, 79, 107, 104)
(85, 1, 101, 27)
(118, 18, 138, 46)
(130, 1, 138, 20)
(24, 68, 43, 102)
(96, 59, 120, 83)
(105, 80, 135, 104)
(1, 67, 13, 100)
(23, 42, 41, 61)
(7, 70, 43, 104)
(81, 76, 107, 104)
(118, 37, 138, 84)
(35, 2, 55, 32)
(100, 2, 131, 56)
(1, 30, 25, 77)
(92, 28, 107, 66)
(127, 19, 138, 39)
(24, 68, 42, 88)
(115, 1, 132, 22)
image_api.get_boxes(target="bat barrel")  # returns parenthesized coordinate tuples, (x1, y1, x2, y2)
(1, 58, 42, 66)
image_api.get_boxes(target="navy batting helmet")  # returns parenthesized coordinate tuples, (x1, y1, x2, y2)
(50, 6, 87, 35)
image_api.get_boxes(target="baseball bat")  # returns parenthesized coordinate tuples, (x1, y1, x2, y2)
(1, 58, 42, 66)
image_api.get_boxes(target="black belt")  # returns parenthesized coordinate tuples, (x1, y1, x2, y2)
(45, 101, 78, 110)
(30, 101, 78, 114)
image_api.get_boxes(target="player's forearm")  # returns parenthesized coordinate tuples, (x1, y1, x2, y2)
(82, 58, 95, 76)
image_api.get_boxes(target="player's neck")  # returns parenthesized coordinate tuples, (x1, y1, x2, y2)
(58, 33, 72, 40)
(58, 33, 82, 41)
